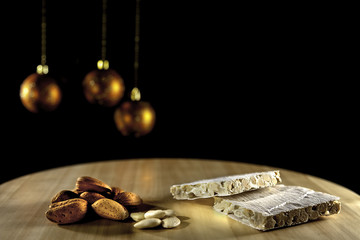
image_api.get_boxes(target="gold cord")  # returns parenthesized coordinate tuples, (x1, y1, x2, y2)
(101, 0, 107, 62)
(98, 0, 109, 70)
(134, 0, 140, 88)
(37, 0, 48, 74)
(131, 0, 141, 101)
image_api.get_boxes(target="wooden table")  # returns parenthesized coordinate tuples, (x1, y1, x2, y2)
(1, 158, 359, 240)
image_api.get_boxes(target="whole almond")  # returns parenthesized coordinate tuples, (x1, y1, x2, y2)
(75, 176, 112, 193)
(134, 218, 162, 229)
(130, 212, 145, 222)
(46, 198, 88, 224)
(80, 192, 105, 204)
(91, 198, 129, 220)
(164, 209, 176, 217)
(111, 186, 125, 200)
(144, 210, 166, 219)
(71, 188, 84, 195)
(51, 190, 79, 203)
(116, 192, 142, 206)
(49, 198, 85, 209)
(162, 216, 181, 228)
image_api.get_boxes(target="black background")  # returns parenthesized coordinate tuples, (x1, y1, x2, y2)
(3, 1, 357, 193)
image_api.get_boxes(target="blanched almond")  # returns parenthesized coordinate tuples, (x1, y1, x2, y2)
(144, 210, 166, 219)
(130, 212, 145, 222)
(134, 218, 161, 229)
(164, 209, 176, 217)
(162, 216, 181, 228)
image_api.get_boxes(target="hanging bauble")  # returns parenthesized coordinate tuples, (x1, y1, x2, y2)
(20, 1, 61, 113)
(114, 0, 155, 137)
(20, 72, 62, 113)
(82, 1, 124, 107)
(82, 65, 125, 107)
(114, 88, 156, 137)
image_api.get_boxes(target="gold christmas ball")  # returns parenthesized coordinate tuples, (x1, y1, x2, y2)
(82, 69, 125, 107)
(114, 101, 156, 137)
(19, 73, 62, 113)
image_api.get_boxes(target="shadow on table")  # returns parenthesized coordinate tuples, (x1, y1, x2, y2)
(59, 218, 134, 236)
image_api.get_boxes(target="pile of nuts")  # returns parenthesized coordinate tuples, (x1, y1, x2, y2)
(45, 176, 180, 229)
(131, 209, 181, 229)
(45, 176, 142, 224)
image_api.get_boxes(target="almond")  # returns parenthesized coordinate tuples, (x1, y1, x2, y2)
(162, 216, 181, 228)
(144, 210, 166, 219)
(46, 198, 88, 224)
(51, 190, 79, 203)
(75, 176, 112, 193)
(91, 198, 129, 220)
(130, 212, 145, 222)
(111, 186, 125, 200)
(80, 192, 106, 204)
(134, 218, 162, 229)
(115, 192, 142, 206)
(71, 188, 84, 195)
(164, 209, 176, 217)
(49, 198, 85, 209)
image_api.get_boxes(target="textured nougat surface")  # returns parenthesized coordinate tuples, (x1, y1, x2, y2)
(170, 171, 281, 200)
(213, 185, 341, 231)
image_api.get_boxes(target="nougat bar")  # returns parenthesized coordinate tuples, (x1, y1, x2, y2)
(170, 170, 281, 200)
(213, 185, 341, 231)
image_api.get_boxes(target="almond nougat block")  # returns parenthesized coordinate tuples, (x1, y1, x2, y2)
(213, 185, 341, 231)
(170, 170, 281, 200)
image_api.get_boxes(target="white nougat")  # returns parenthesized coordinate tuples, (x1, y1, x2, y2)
(170, 170, 281, 200)
(213, 185, 341, 231)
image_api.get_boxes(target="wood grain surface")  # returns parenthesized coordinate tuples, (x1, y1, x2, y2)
(1, 158, 359, 240)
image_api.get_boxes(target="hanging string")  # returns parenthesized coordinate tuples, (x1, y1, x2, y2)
(134, 0, 140, 88)
(101, 0, 107, 61)
(37, 0, 48, 74)
(98, 0, 109, 70)
(131, 0, 141, 101)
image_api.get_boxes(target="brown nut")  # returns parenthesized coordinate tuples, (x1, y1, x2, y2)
(71, 188, 85, 195)
(115, 192, 142, 206)
(51, 190, 79, 203)
(80, 192, 106, 204)
(91, 198, 129, 220)
(75, 176, 112, 193)
(111, 186, 125, 200)
(46, 198, 88, 224)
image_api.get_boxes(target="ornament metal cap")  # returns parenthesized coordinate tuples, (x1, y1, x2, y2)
(36, 64, 49, 75)
(97, 59, 109, 70)
(131, 87, 141, 101)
